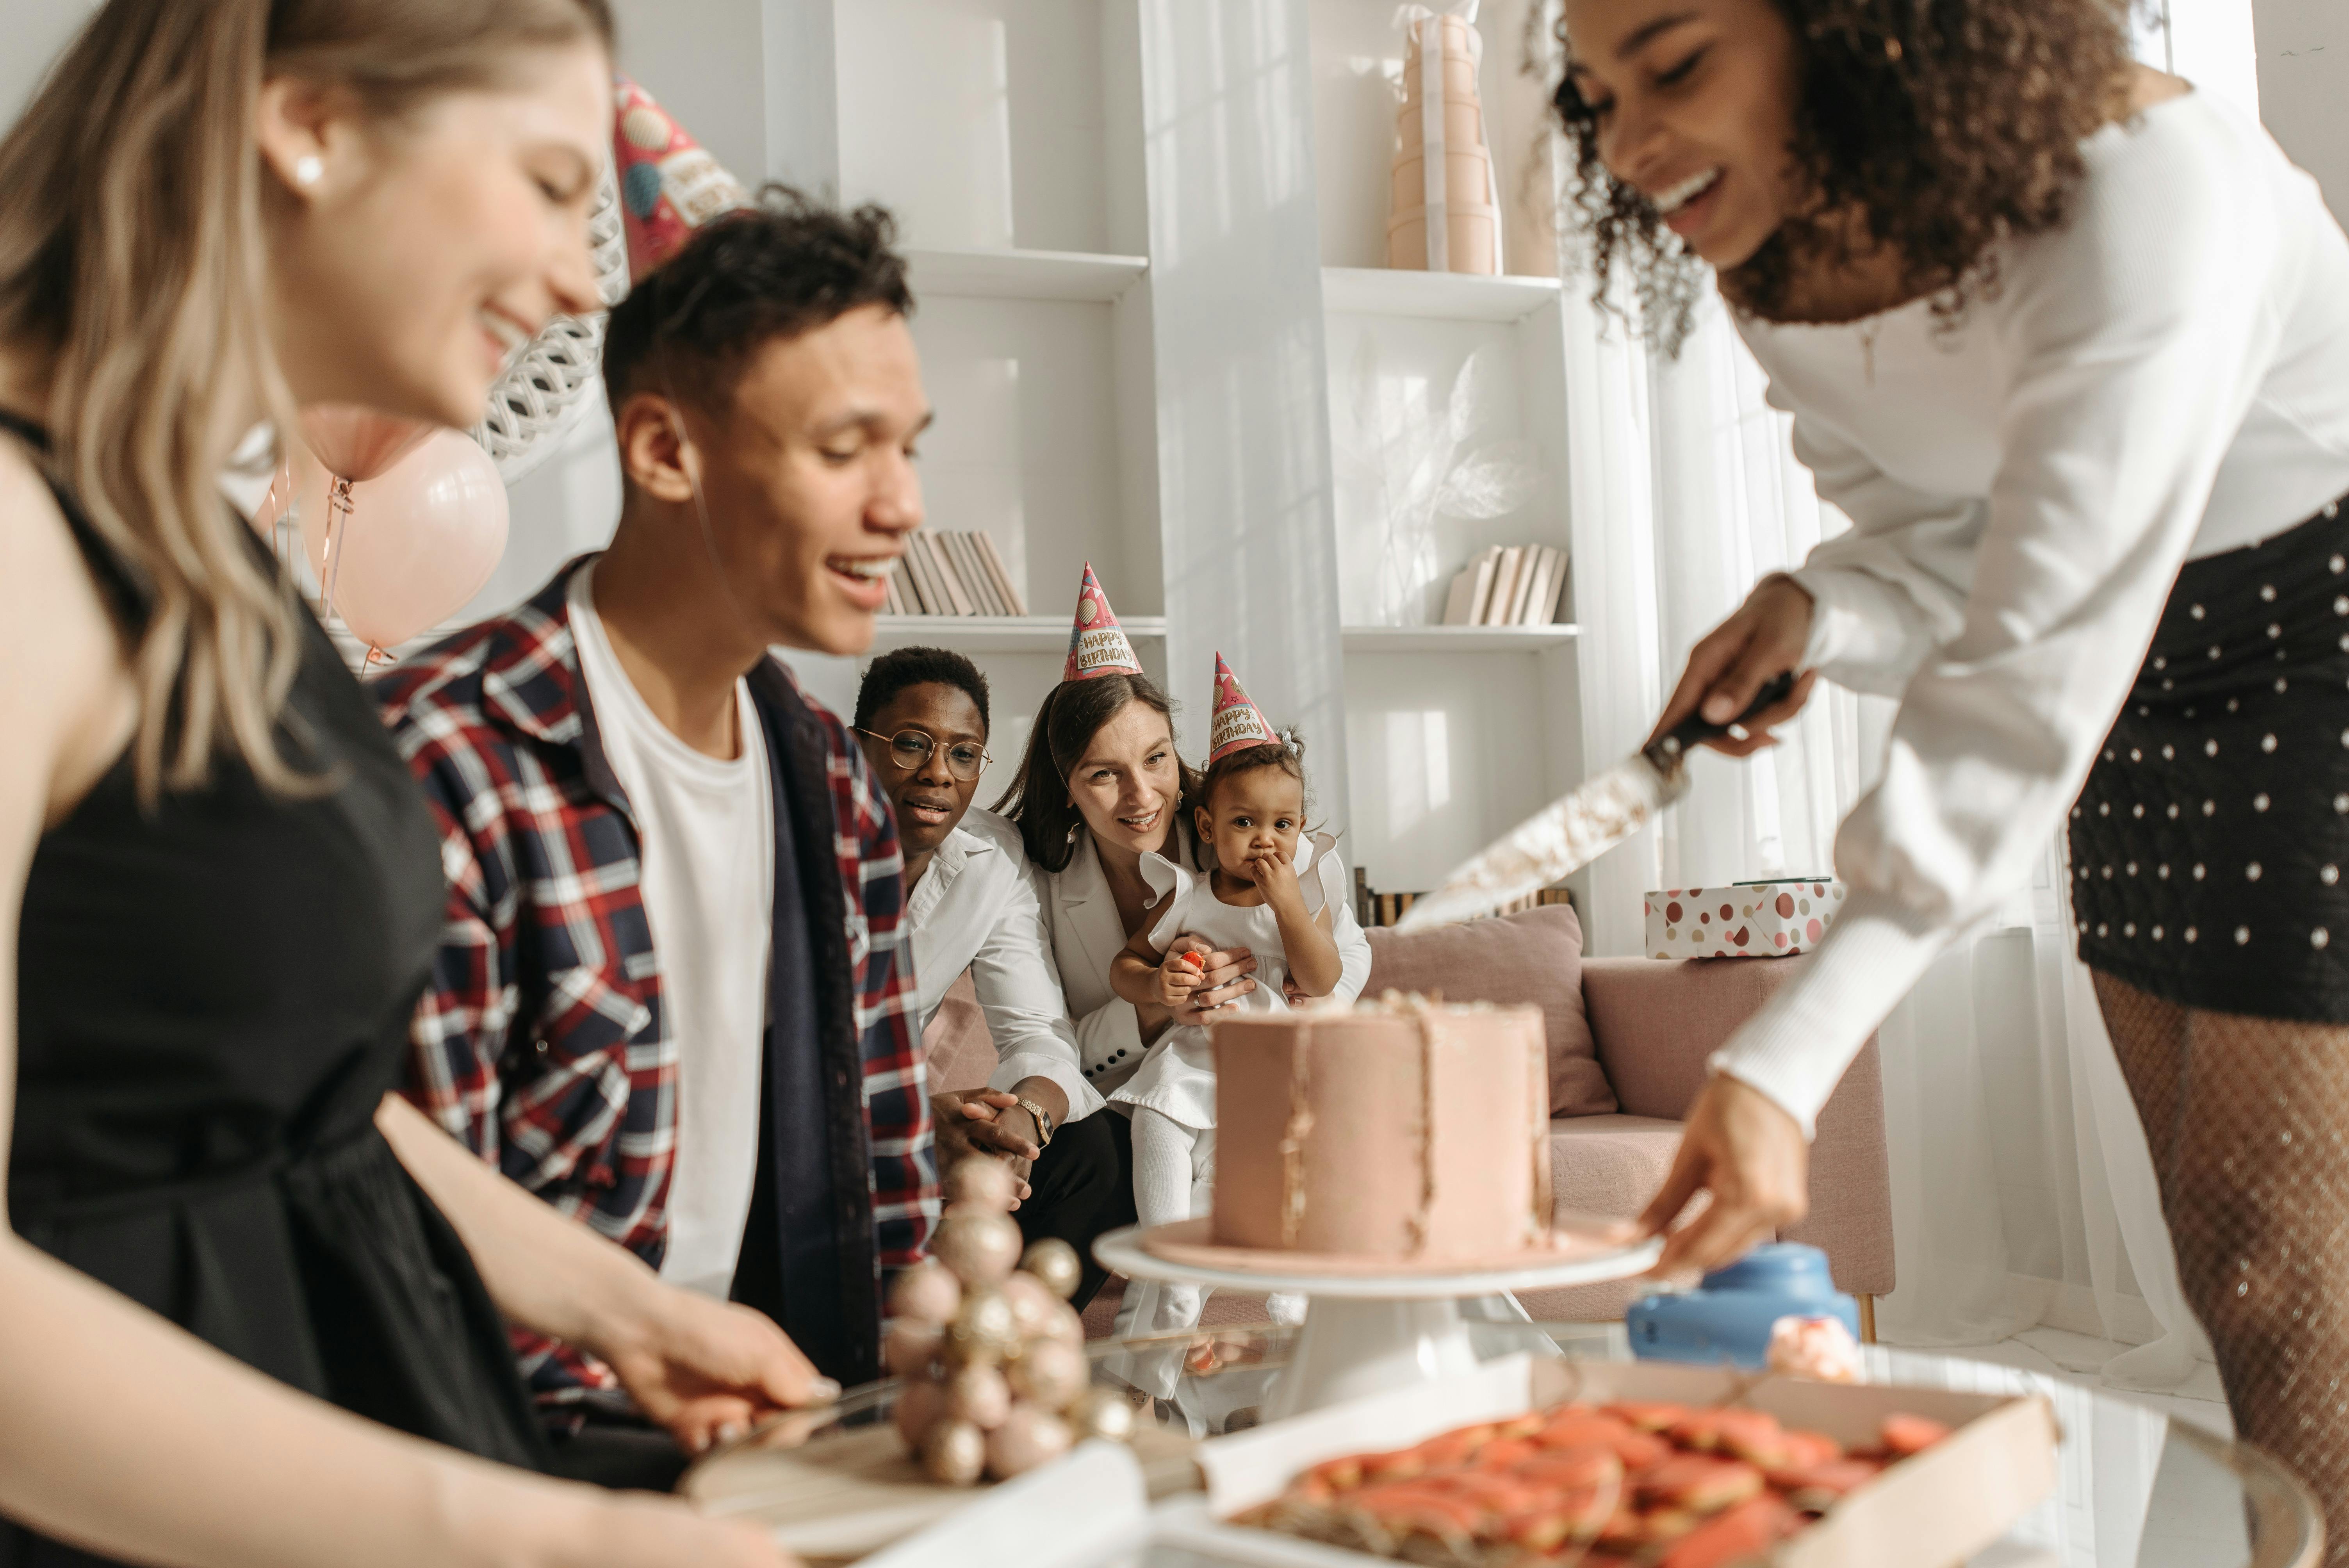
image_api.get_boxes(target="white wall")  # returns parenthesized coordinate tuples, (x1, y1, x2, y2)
(2253, 0, 2347, 222)
(1, 0, 99, 129)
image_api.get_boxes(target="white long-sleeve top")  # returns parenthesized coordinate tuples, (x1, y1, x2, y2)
(1712, 89, 2349, 1136)
(906, 808, 1106, 1122)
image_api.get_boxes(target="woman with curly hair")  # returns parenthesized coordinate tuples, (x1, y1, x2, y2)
(1556, 0, 2349, 1527)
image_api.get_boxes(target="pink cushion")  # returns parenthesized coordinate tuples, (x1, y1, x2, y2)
(1548, 1114, 1681, 1222)
(1365, 905, 1616, 1117)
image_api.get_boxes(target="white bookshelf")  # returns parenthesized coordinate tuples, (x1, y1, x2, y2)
(904, 248, 1148, 303)
(871, 614, 1168, 654)
(1309, 0, 1585, 892)
(616, 0, 1586, 896)
(1321, 267, 1562, 323)
(1342, 624, 1579, 654)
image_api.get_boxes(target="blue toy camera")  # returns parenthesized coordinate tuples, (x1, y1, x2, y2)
(1625, 1242, 1857, 1368)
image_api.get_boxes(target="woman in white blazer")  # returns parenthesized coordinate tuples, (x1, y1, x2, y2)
(994, 670, 1374, 1279)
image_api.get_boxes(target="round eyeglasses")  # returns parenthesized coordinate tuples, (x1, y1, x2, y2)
(856, 728, 991, 782)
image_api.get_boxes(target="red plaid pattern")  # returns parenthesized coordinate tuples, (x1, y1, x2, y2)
(372, 559, 934, 1408)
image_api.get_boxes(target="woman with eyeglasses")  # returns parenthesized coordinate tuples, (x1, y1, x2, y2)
(851, 647, 1128, 1306)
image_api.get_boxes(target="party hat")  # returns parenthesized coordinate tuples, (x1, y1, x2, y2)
(1063, 563, 1143, 682)
(612, 77, 751, 282)
(1208, 653, 1278, 763)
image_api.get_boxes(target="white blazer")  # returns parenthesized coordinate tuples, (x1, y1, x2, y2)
(1035, 819, 1376, 1099)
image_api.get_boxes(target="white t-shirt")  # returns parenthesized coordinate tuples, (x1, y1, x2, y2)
(1714, 91, 2349, 1135)
(568, 563, 774, 1298)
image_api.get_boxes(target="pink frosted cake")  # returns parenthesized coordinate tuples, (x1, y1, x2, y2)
(1209, 1000, 1553, 1260)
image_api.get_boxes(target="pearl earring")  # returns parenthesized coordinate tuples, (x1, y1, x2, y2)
(292, 155, 323, 188)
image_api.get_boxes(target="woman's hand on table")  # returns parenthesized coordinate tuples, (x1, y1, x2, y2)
(1637, 1074, 1809, 1279)
(592, 1280, 840, 1456)
(1649, 575, 1820, 757)
(930, 1090, 1034, 1205)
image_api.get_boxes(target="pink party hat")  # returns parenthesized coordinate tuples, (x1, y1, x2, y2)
(1208, 653, 1278, 763)
(613, 77, 751, 282)
(1063, 563, 1143, 682)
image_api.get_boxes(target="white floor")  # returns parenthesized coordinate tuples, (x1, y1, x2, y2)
(1946, 1327, 2249, 1568)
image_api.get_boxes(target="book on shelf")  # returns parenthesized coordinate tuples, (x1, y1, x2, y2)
(1447, 545, 1501, 625)
(936, 532, 984, 614)
(961, 534, 1005, 615)
(1531, 546, 1568, 625)
(1513, 549, 1569, 629)
(948, 532, 1009, 616)
(972, 533, 1027, 615)
(1437, 541, 1570, 627)
(1353, 866, 1574, 929)
(1487, 546, 1526, 627)
(884, 530, 1032, 619)
(922, 535, 976, 615)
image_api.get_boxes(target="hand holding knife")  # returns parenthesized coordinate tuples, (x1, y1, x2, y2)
(1395, 672, 1800, 933)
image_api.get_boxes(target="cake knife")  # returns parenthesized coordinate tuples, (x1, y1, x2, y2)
(1394, 672, 1797, 933)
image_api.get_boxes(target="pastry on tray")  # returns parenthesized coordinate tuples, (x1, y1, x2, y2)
(1233, 1397, 1952, 1565)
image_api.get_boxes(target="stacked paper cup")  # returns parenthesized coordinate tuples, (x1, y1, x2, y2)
(1388, 5, 1501, 274)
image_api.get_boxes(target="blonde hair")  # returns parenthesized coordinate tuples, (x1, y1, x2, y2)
(0, 0, 612, 802)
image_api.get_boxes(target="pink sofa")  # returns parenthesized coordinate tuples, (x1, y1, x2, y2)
(920, 906, 1894, 1333)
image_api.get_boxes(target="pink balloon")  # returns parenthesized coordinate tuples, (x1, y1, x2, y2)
(298, 429, 508, 651)
(299, 404, 433, 483)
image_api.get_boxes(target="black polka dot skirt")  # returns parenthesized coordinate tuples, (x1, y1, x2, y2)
(2071, 492, 2349, 1021)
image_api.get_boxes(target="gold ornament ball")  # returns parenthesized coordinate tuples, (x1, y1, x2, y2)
(943, 1286, 1022, 1367)
(893, 1374, 947, 1451)
(887, 1258, 963, 1325)
(999, 1271, 1059, 1339)
(1067, 1386, 1138, 1444)
(943, 1155, 1021, 1211)
(921, 1417, 988, 1486)
(1018, 1237, 1083, 1301)
(1034, 1300, 1085, 1347)
(884, 1320, 943, 1378)
(932, 1209, 1023, 1288)
(984, 1404, 1074, 1479)
(1007, 1336, 1088, 1410)
(944, 1361, 1012, 1430)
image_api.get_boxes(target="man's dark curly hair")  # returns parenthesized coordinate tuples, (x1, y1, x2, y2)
(602, 182, 912, 418)
(855, 644, 991, 734)
(1551, 0, 2138, 348)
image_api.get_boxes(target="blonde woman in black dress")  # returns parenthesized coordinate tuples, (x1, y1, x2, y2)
(0, 3, 814, 1563)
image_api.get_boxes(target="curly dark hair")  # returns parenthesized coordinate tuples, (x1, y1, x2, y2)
(602, 183, 912, 417)
(1193, 734, 1313, 872)
(1551, 0, 2138, 348)
(854, 644, 991, 733)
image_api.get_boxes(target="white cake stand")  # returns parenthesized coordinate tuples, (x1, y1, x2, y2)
(1091, 1223, 1661, 1420)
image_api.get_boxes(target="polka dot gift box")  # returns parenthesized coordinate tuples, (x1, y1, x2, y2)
(1645, 879, 1846, 959)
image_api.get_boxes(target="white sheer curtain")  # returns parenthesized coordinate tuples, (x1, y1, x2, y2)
(1559, 257, 2211, 1386)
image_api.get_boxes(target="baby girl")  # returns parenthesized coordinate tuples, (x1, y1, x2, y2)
(1107, 656, 1351, 1331)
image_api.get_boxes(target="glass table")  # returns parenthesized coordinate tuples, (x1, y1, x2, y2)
(693, 1320, 2322, 1567)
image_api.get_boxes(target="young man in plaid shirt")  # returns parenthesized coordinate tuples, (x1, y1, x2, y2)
(375, 192, 937, 1472)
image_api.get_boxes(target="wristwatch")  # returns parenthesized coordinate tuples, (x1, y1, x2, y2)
(1014, 1096, 1056, 1149)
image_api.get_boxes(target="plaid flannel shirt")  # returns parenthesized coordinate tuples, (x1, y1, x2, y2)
(372, 558, 935, 1410)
